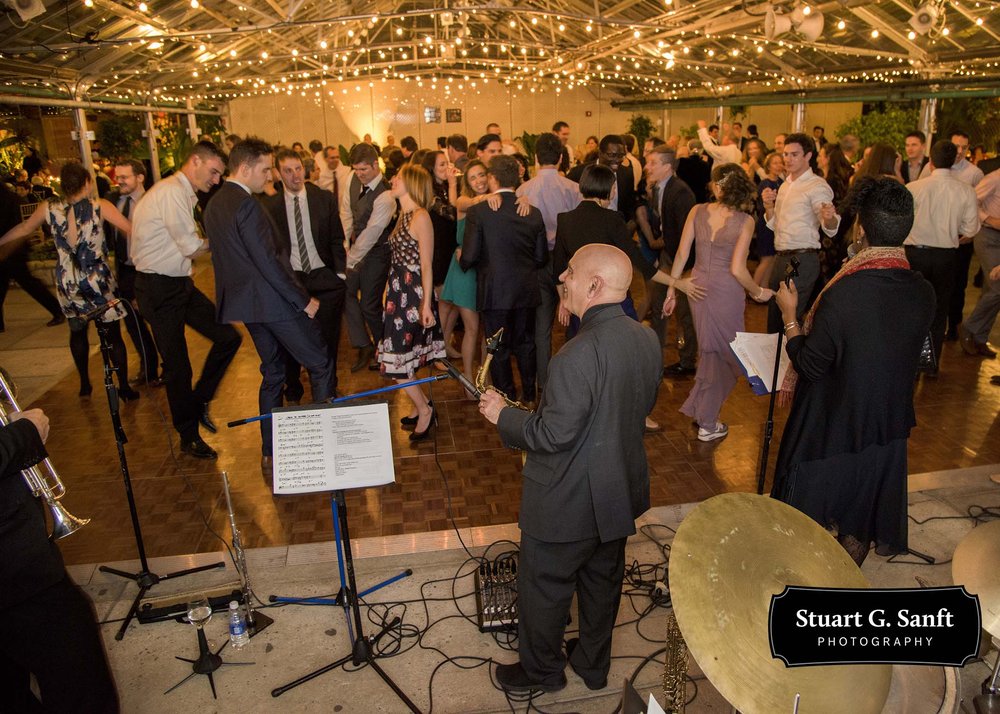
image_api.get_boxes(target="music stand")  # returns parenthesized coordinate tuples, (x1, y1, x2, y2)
(264, 401, 419, 712)
(90, 305, 224, 641)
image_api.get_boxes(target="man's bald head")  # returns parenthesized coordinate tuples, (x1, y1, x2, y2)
(560, 244, 632, 318)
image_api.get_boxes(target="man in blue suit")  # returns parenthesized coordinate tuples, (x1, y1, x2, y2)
(203, 137, 334, 465)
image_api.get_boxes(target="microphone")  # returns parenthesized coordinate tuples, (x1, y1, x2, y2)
(81, 298, 122, 322)
(436, 358, 481, 400)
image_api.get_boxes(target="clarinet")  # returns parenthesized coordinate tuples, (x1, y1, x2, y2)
(221, 471, 261, 630)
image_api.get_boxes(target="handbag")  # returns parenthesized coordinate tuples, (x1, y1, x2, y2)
(916, 332, 937, 374)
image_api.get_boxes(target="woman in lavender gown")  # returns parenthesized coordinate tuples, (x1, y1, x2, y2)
(665, 163, 774, 442)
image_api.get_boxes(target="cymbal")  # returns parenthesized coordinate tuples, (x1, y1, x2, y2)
(952, 519, 1000, 639)
(670, 492, 892, 714)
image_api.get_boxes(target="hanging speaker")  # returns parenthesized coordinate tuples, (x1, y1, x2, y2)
(3, 0, 45, 22)
(765, 8, 793, 39)
(796, 12, 825, 41)
(908, 3, 938, 34)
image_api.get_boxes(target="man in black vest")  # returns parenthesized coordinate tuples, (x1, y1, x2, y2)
(203, 138, 333, 462)
(461, 155, 547, 402)
(478, 244, 661, 694)
(264, 149, 347, 401)
(106, 158, 160, 384)
(343, 143, 396, 372)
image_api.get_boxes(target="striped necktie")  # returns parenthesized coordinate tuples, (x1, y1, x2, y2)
(293, 195, 312, 272)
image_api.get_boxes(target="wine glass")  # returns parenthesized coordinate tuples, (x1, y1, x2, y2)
(187, 597, 212, 628)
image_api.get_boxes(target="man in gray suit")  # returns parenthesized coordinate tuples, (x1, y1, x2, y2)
(478, 244, 662, 694)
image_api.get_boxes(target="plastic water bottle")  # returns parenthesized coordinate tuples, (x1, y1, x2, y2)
(228, 600, 249, 648)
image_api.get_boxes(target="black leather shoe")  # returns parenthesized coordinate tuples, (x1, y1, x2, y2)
(565, 638, 607, 691)
(663, 362, 696, 376)
(199, 403, 217, 434)
(495, 662, 566, 694)
(351, 344, 374, 373)
(46, 314, 66, 327)
(400, 401, 432, 427)
(181, 438, 217, 459)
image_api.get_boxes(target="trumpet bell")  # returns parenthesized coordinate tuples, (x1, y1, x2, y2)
(49, 500, 90, 540)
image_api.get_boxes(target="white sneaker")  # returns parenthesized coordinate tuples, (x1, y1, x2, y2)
(697, 422, 729, 442)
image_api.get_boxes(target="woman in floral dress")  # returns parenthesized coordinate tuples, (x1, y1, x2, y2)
(377, 164, 446, 441)
(0, 162, 137, 399)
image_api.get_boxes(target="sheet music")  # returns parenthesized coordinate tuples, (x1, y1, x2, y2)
(730, 331, 791, 395)
(272, 403, 395, 494)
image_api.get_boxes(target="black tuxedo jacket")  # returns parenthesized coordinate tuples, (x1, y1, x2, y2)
(676, 155, 711, 204)
(566, 161, 636, 221)
(460, 192, 547, 310)
(497, 303, 662, 543)
(262, 183, 347, 292)
(102, 189, 130, 272)
(553, 201, 655, 282)
(659, 175, 697, 271)
(203, 182, 310, 324)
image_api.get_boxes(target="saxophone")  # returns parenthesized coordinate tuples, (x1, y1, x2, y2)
(474, 328, 532, 411)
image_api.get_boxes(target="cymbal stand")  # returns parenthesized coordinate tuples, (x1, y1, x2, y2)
(974, 637, 1000, 714)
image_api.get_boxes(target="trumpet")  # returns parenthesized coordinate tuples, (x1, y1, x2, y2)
(0, 368, 89, 539)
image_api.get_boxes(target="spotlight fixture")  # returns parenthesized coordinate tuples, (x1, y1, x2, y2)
(908, 2, 939, 35)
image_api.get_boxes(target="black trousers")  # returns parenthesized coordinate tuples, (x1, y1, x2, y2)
(0, 578, 119, 713)
(246, 314, 334, 456)
(947, 241, 975, 335)
(135, 273, 242, 442)
(0, 246, 62, 330)
(906, 245, 957, 361)
(344, 244, 390, 349)
(285, 268, 346, 401)
(116, 264, 159, 381)
(482, 307, 536, 402)
(517, 533, 626, 685)
(534, 260, 559, 391)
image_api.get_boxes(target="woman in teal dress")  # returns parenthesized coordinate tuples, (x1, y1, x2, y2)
(439, 160, 488, 390)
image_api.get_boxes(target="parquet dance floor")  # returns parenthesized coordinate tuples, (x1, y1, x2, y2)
(9, 259, 1000, 566)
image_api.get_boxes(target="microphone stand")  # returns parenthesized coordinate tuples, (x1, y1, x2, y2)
(90, 300, 225, 640)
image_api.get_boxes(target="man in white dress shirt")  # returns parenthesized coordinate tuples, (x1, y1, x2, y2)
(696, 119, 743, 166)
(917, 130, 985, 340)
(763, 133, 840, 332)
(960, 167, 1000, 359)
(905, 140, 981, 368)
(131, 141, 243, 459)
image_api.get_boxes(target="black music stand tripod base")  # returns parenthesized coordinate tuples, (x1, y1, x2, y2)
(270, 491, 420, 713)
(92, 319, 225, 640)
(165, 627, 254, 699)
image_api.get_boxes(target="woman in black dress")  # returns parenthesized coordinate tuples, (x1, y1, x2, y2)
(772, 178, 935, 566)
(377, 164, 446, 441)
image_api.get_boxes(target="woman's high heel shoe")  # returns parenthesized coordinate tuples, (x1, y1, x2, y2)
(119, 387, 141, 402)
(409, 406, 438, 442)
(400, 401, 432, 428)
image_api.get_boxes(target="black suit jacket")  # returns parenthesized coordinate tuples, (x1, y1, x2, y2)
(0, 419, 64, 609)
(262, 183, 347, 292)
(566, 161, 636, 222)
(676, 155, 711, 204)
(203, 182, 310, 323)
(659, 176, 697, 271)
(553, 201, 655, 282)
(102, 189, 130, 273)
(497, 303, 662, 543)
(460, 192, 547, 310)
